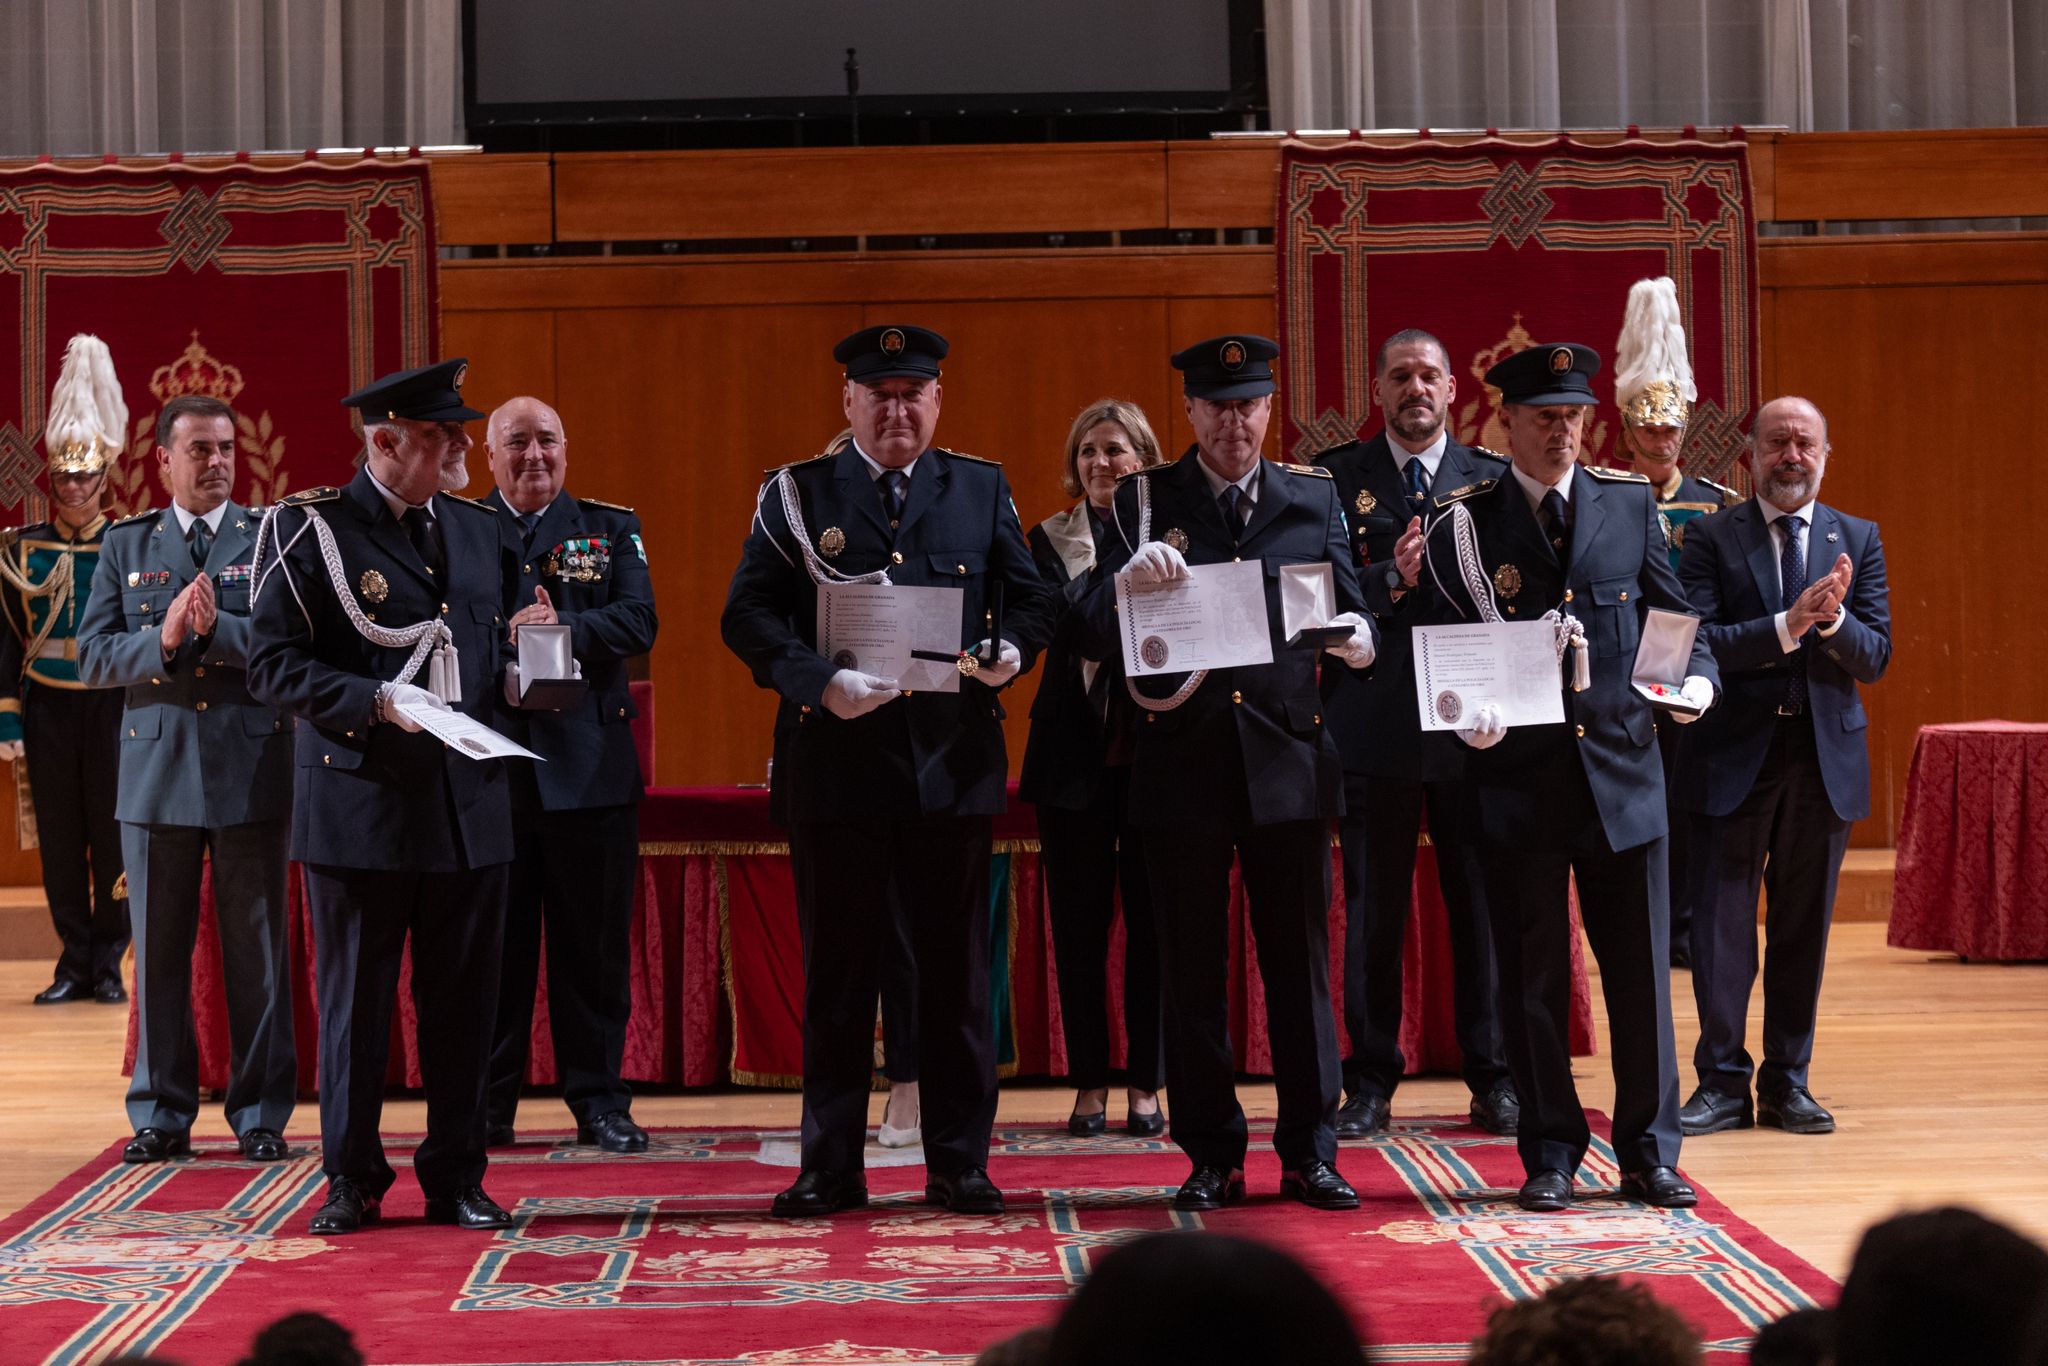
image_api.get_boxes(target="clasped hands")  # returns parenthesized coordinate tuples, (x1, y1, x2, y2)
(160, 574, 218, 654)
(1787, 553, 1854, 638)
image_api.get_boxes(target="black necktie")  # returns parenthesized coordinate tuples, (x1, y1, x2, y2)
(1540, 489, 1570, 562)
(402, 505, 442, 577)
(187, 517, 212, 569)
(518, 511, 541, 551)
(1780, 513, 1810, 713)
(1404, 457, 1431, 512)
(879, 470, 907, 528)
(1219, 485, 1244, 545)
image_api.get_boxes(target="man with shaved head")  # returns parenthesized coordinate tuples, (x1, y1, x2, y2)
(481, 396, 659, 1152)
(1672, 396, 1891, 1141)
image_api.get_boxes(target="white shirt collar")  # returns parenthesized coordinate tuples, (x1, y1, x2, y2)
(1196, 454, 1260, 502)
(853, 441, 919, 483)
(365, 465, 434, 521)
(168, 500, 229, 536)
(1389, 428, 1448, 479)
(1758, 495, 1817, 527)
(1509, 460, 1575, 513)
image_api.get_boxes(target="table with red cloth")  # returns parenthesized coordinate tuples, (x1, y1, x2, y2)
(1890, 721, 2048, 961)
(128, 784, 1599, 1093)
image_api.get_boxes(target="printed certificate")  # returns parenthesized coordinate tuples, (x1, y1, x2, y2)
(1116, 559, 1274, 676)
(817, 582, 967, 693)
(390, 696, 545, 761)
(1412, 621, 1565, 731)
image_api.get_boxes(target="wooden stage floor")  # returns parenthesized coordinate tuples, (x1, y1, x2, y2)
(1, 922, 2041, 1280)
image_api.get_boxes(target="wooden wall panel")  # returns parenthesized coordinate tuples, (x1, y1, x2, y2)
(429, 154, 552, 246)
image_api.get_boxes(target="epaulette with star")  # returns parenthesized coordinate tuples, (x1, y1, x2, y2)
(1584, 465, 1650, 483)
(438, 490, 498, 513)
(578, 495, 636, 514)
(1699, 477, 1739, 504)
(1471, 445, 1511, 464)
(1433, 478, 1495, 505)
(279, 487, 340, 506)
(762, 452, 836, 476)
(110, 509, 159, 529)
(936, 446, 1000, 466)
(1278, 462, 1333, 479)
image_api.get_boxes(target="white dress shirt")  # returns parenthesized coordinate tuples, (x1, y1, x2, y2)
(1390, 428, 1448, 486)
(1197, 456, 1260, 526)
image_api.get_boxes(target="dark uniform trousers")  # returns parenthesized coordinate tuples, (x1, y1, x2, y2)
(791, 815, 995, 1175)
(25, 684, 126, 984)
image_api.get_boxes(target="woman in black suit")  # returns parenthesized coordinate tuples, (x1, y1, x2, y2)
(1019, 399, 1167, 1137)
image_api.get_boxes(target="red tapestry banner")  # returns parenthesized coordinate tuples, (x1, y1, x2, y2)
(1276, 136, 1759, 486)
(0, 157, 440, 518)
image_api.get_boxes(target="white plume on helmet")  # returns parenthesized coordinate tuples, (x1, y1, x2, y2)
(1613, 277, 1695, 428)
(44, 333, 129, 475)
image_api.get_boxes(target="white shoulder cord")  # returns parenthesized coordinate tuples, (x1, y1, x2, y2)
(766, 470, 891, 587)
(1121, 475, 1208, 713)
(1428, 503, 1589, 692)
(249, 505, 461, 703)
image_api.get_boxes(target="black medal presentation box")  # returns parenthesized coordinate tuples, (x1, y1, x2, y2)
(510, 623, 586, 710)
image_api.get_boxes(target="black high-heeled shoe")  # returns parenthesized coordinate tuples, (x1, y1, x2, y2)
(1067, 1109, 1108, 1137)
(1125, 1106, 1166, 1137)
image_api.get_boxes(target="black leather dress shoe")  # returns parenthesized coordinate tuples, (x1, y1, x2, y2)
(1759, 1087, 1835, 1134)
(1517, 1170, 1573, 1212)
(122, 1128, 191, 1163)
(484, 1123, 516, 1147)
(238, 1128, 288, 1161)
(1334, 1091, 1390, 1139)
(1066, 1109, 1107, 1137)
(925, 1167, 1005, 1215)
(33, 977, 90, 1005)
(309, 1179, 381, 1234)
(577, 1110, 650, 1152)
(1280, 1160, 1359, 1210)
(93, 976, 128, 1004)
(1469, 1081, 1520, 1136)
(424, 1186, 513, 1229)
(1174, 1165, 1247, 1210)
(772, 1170, 868, 1218)
(1125, 1106, 1166, 1138)
(1678, 1086, 1753, 1136)
(1618, 1166, 1698, 1208)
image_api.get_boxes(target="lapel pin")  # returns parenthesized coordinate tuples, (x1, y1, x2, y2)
(1825, 531, 1839, 542)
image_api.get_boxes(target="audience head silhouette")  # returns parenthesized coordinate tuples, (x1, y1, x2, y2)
(1835, 1207, 2048, 1366)
(1467, 1275, 1701, 1365)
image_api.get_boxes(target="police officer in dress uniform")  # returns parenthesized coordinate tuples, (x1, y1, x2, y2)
(1312, 327, 1517, 1140)
(721, 325, 1054, 1218)
(247, 359, 518, 1235)
(0, 335, 129, 1005)
(79, 394, 296, 1165)
(1074, 335, 1379, 1213)
(481, 396, 659, 1154)
(1612, 277, 1738, 969)
(1416, 342, 1718, 1213)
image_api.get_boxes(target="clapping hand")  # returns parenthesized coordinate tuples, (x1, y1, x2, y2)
(507, 584, 557, 644)
(1393, 515, 1425, 588)
(1788, 553, 1853, 636)
(161, 576, 216, 651)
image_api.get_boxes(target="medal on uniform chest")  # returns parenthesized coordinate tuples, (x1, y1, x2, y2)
(1162, 527, 1189, 552)
(358, 570, 389, 604)
(818, 526, 846, 559)
(1492, 563, 1522, 597)
(1355, 489, 1376, 516)
(126, 571, 140, 587)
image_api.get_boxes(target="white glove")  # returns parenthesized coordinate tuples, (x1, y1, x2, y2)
(821, 669, 902, 720)
(0, 740, 20, 762)
(1457, 703, 1506, 750)
(380, 682, 448, 733)
(1671, 674, 1715, 724)
(1120, 541, 1189, 586)
(1321, 611, 1376, 670)
(969, 638, 1022, 687)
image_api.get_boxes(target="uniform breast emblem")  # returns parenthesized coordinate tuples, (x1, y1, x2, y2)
(1492, 563, 1523, 597)
(1162, 527, 1189, 553)
(1355, 489, 1377, 516)
(358, 570, 389, 604)
(819, 526, 846, 558)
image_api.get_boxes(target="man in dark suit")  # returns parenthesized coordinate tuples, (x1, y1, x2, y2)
(78, 394, 296, 1165)
(721, 325, 1054, 1218)
(1075, 334, 1378, 1213)
(1673, 396, 1891, 1139)
(1417, 342, 1718, 1212)
(1314, 327, 1516, 1140)
(481, 396, 658, 1153)
(248, 359, 518, 1235)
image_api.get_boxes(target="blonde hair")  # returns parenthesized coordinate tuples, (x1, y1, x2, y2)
(1059, 399, 1163, 499)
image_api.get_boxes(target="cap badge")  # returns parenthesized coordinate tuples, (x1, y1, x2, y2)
(359, 569, 389, 604)
(1162, 527, 1190, 553)
(1355, 489, 1377, 516)
(452, 362, 468, 390)
(1548, 346, 1574, 375)
(1219, 339, 1246, 371)
(880, 328, 906, 357)
(1492, 563, 1523, 597)
(818, 526, 846, 559)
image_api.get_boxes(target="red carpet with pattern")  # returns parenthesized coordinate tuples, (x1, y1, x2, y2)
(0, 1118, 1833, 1365)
